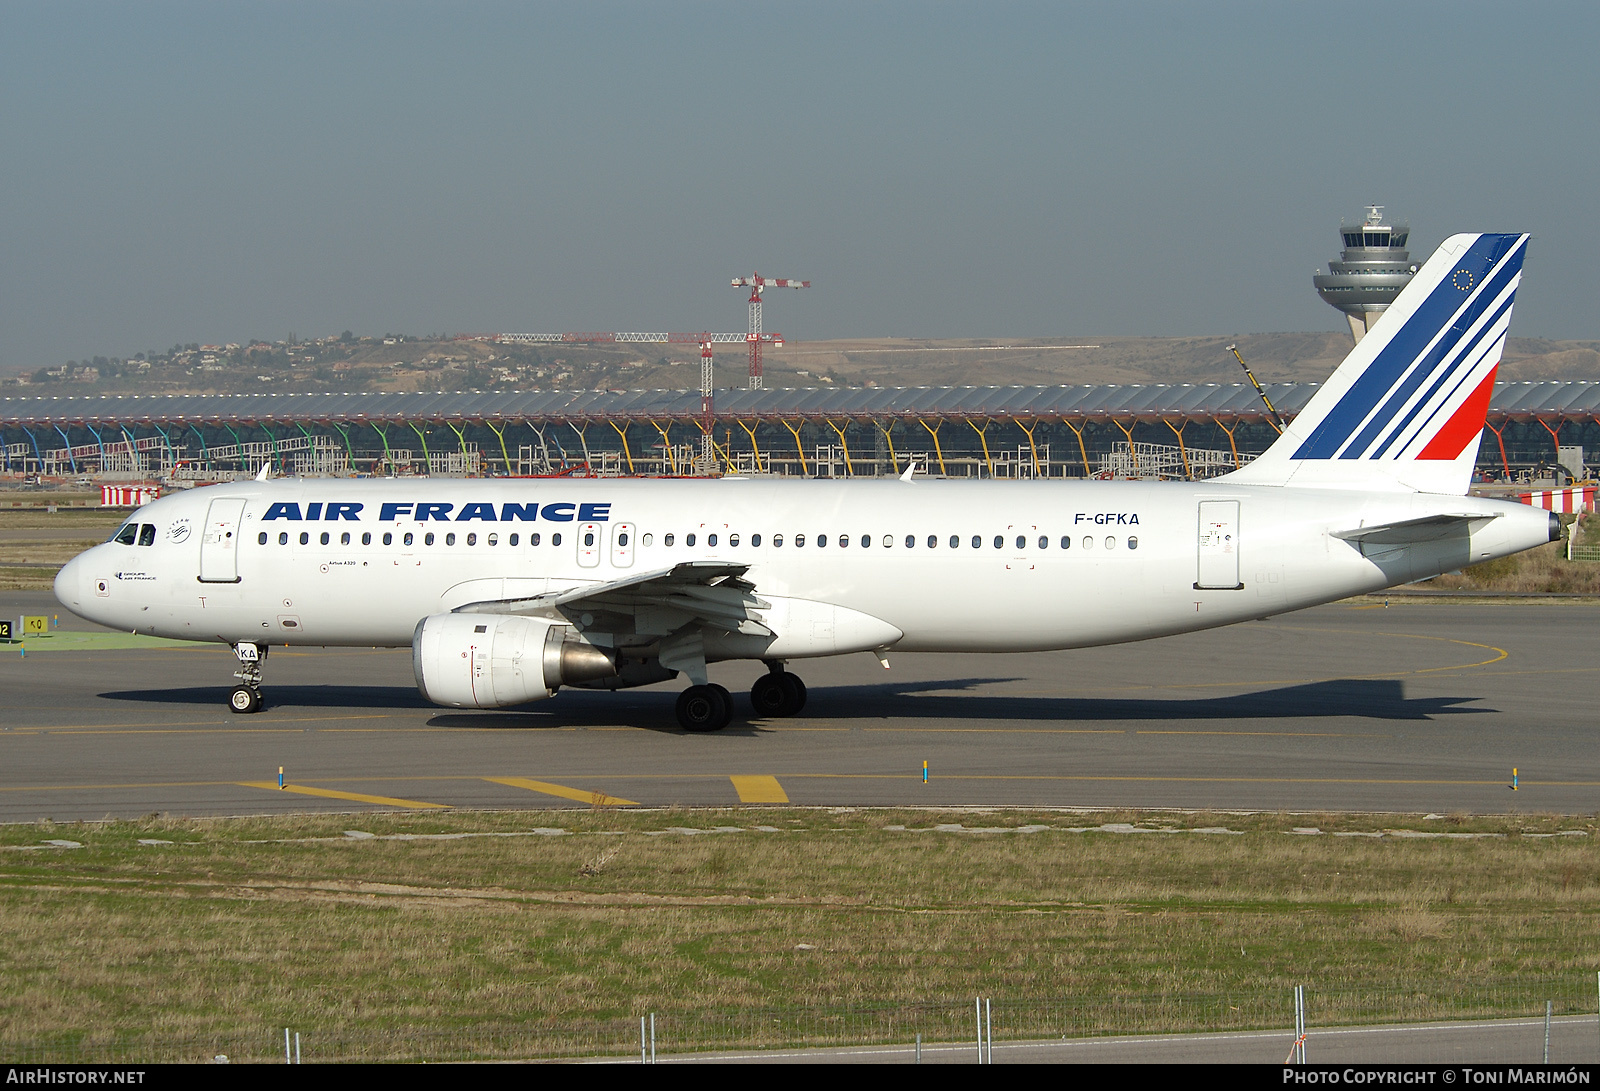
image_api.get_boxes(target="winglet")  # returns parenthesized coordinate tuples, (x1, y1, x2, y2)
(254, 462, 271, 482)
(900, 459, 916, 481)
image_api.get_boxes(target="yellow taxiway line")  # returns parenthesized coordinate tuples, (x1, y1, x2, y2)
(483, 776, 637, 806)
(236, 781, 449, 809)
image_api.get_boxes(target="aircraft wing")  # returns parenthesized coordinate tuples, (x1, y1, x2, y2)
(1331, 512, 1500, 546)
(454, 561, 772, 636)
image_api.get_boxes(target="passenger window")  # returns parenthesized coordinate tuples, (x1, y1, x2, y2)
(509, 533, 520, 546)
(616, 532, 627, 546)
(279, 532, 289, 546)
(1060, 536, 1071, 550)
(839, 535, 849, 548)
(425, 532, 435, 546)
(1128, 536, 1139, 550)
(582, 531, 594, 546)
(664, 533, 675, 546)
(468, 532, 477, 546)
(445, 532, 456, 546)
(773, 534, 783, 547)
(138, 524, 156, 546)
(551, 533, 562, 546)
(686, 533, 696, 547)
(861, 535, 871, 548)
(729, 534, 739, 547)
(971, 536, 980, 548)
(484, 533, 495, 547)
(258, 532, 268, 545)
(750, 533, 760, 547)
(403, 532, 413, 546)
(1082, 536, 1093, 550)
(383, 532, 393, 546)
(529, 532, 539, 546)
(707, 533, 718, 547)
(927, 535, 937, 548)
(299, 532, 309, 546)
(950, 536, 959, 549)
(1038, 536, 1048, 550)
(640, 533, 650, 546)
(1015, 535, 1025, 550)
(362, 532, 372, 545)
(795, 534, 805, 547)
(882, 535, 893, 548)
(112, 523, 138, 545)
(320, 531, 330, 546)
(993, 536, 1003, 549)
(906, 535, 916, 548)
(817, 535, 827, 548)
(341, 532, 351, 545)
(1105, 536, 1117, 550)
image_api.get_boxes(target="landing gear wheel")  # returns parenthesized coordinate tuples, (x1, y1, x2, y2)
(750, 673, 794, 717)
(751, 672, 806, 716)
(781, 672, 807, 715)
(676, 683, 733, 732)
(229, 685, 262, 714)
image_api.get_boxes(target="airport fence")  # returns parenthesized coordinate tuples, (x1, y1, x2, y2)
(5, 975, 1597, 1063)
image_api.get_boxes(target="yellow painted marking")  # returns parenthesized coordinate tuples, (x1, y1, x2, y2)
(237, 782, 449, 809)
(0, 713, 391, 734)
(1134, 730, 1381, 738)
(730, 775, 789, 803)
(484, 777, 637, 806)
(865, 727, 1124, 734)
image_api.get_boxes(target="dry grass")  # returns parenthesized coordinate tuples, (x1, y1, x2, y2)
(0, 807, 1596, 1056)
(1425, 517, 1600, 594)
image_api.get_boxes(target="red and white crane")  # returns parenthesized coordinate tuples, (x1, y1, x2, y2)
(732, 274, 809, 389)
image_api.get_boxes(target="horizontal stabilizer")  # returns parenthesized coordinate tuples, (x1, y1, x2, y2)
(1331, 512, 1498, 545)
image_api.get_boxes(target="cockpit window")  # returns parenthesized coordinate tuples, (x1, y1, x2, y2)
(138, 524, 156, 547)
(112, 523, 138, 545)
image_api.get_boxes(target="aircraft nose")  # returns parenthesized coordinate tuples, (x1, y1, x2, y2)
(54, 553, 83, 610)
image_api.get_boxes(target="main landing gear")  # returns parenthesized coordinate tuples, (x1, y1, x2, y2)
(228, 642, 267, 714)
(674, 662, 807, 733)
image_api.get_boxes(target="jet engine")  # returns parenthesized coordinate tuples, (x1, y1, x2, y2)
(412, 613, 619, 708)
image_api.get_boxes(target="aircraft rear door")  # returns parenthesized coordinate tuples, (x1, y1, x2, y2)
(1195, 500, 1242, 590)
(198, 497, 248, 583)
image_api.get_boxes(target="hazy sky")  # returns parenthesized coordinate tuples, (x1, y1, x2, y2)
(4, 1, 1597, 372)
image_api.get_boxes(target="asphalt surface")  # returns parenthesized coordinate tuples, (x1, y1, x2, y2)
(2, 590, 1598, 820)
(631, 1016, 1600, 1065)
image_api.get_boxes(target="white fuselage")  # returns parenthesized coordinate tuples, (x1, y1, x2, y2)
(55, 476, 1552, 660)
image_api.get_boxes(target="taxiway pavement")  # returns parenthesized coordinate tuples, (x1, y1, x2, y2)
(2, 590, 1596, 820)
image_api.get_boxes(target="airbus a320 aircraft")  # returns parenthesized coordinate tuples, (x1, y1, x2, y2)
(55, 232, 1556, 731)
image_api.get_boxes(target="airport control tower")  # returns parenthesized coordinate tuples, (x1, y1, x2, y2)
(1314, 206, 1418, 343)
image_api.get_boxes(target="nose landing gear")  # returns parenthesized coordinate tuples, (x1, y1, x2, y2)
(229, 642, 266, 714)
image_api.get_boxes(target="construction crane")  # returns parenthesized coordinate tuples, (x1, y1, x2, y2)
(732, 274, 809, 389)
(484, 331, 786, 473)
(1226, 344, 1287, 433)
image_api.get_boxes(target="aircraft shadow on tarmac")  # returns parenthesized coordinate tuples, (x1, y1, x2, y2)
(100, 677, 1491, 731)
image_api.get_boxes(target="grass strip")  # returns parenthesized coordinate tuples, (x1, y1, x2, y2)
(0, 807, 1596, 1061)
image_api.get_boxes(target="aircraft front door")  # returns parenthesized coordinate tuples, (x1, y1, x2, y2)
(198, 497, 248, 583)
(1195, 500, 1242, 590)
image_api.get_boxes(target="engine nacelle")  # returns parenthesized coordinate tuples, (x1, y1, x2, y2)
(412, 613, 618, 709)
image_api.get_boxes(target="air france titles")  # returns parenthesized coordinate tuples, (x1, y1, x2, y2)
(260, 502, 613, 523)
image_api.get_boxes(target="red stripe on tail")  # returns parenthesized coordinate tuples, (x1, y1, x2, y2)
(1418, 366, 1498, 460)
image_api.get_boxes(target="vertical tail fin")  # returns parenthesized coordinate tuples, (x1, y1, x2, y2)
(1226, 232, 1527, 494)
